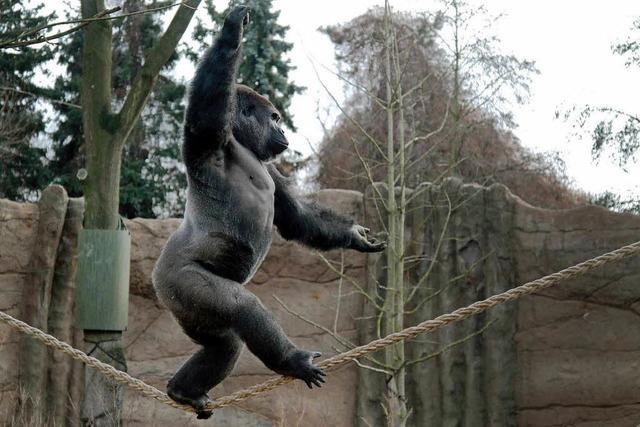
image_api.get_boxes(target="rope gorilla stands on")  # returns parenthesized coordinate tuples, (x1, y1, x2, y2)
(1, 239, 639, 414)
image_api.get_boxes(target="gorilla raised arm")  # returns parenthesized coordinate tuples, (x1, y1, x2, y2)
(152, 6, 385, 419)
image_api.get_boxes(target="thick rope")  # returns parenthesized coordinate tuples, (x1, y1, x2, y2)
(0, 309, 193, 412)
(1, 240, 639, 414)
(205, 239, 640, 409)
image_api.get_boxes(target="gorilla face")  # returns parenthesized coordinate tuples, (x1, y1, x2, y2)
(233, 85, 289, 161)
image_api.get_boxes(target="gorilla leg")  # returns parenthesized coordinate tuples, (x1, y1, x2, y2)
(234, 291, 325, 388)
(167, 333, 242, 419)
(157, 265, 325, 398)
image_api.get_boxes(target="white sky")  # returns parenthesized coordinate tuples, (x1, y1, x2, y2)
(39, 1, 640, 199)
(258, 0, 640, 198)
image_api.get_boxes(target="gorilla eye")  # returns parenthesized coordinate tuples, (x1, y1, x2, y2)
(271, 112, 280, 123)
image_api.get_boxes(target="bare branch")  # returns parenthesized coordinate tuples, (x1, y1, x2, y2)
(0, 6, 121, 49)
(115, 0, 201, 144)
(307, 55, 388, 160)
(333, 251, 345, 334)
(273, 295, 391, 371)
(316, 252, 382, 310)
(405, 191, 452, 304)
(320, 62, 387, 109)
(0, 2, 197, 49)
(0, 86, 81, 109)
(403, 319, 496, 368)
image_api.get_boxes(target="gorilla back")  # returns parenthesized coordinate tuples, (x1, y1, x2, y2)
(152, 5, 385, 419)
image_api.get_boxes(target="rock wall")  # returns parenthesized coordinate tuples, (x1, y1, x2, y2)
(0, 199, 39, 420)
(359, 179, 640, 427)
(0, 189, 365, 426)
(1, 183, 640, 426)
(514, 196, 640, 426)
(122, 189, 366, 426)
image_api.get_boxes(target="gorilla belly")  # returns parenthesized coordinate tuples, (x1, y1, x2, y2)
(194, 232, 260, 283)
(182, 171, 275, 284)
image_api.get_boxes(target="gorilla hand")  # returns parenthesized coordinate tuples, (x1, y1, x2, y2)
(275, 349, 326, 389)
(349, 224, 387, 253)
(221, 6, 250, 49)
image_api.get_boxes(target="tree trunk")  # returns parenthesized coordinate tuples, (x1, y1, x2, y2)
(78, 0, 200, 423)
(383, 3, 407, 424)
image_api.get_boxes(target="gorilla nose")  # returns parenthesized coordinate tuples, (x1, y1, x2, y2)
(278, 127, 285, 135)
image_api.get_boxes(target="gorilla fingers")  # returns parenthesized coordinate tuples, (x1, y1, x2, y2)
(274, 350, 326, 389)
(349, 224, 387, 253)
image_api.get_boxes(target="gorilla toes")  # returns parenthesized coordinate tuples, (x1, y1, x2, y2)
(197, 409, 213, 420)
(167, 386, 212, 419)
(278, 349, 326, 389)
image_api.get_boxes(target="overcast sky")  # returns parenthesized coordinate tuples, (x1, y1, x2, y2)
(41, 1, 640, 199)
(204, 0, 639, 199)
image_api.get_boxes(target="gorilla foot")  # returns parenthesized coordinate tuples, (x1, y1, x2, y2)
(277, 349, 326, 389)
(167, 387, 212, 419)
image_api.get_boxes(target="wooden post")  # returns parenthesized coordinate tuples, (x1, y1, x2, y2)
(46, 197, 85, 426)
(18, 185, 68, 423)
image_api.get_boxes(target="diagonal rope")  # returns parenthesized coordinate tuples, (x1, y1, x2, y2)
(1, 240, 639, 414)
(0, 309, 193, 412)
(204, 239, 640, 410)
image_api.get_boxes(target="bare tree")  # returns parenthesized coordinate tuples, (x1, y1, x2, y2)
(306, 2, 546, 426)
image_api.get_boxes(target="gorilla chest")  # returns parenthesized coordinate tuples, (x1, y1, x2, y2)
(226, 150, 275, 222)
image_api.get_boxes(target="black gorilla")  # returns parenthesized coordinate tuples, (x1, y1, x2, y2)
(152, 6, 385, 419)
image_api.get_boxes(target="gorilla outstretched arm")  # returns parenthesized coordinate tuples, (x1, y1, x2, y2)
(269, 165, 386, 252)
(183, 7, 247, 166)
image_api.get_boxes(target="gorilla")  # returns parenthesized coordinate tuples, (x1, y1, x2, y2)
(152, 6, 385, 419)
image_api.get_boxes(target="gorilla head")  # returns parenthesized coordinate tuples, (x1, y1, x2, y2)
(233, 84, 288, 161)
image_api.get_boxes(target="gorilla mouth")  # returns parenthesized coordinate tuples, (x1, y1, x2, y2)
(272, 138, 288, 155)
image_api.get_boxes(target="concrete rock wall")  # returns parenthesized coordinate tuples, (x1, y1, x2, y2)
(1, 184, 639, 426)
(0, 189, 365, 426)
(0, 200, 39, 419)
(360, 179, 640, 427)
(514, 199, 640, 426)
(122, 189, 366, 426)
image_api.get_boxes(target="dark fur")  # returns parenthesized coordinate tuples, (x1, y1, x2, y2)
(152, 6, 385, 419)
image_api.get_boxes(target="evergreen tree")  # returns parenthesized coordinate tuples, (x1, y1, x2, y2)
(48, 29, 83, 197)
(49, 0, 188, 217)
(186, 0, 304, 130)
(0, 0, 56, 200)
(3, 0, 304, 213)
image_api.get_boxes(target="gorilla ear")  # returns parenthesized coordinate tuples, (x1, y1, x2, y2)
(241, 104, 255, 116)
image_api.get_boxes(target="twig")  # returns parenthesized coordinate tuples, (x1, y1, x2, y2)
(273, 295, 391, 371)
(0, 86, 81, 109)
(333, 250, 345, 334)
(0, 2, 196, 49)
(316, 252, 382, 310)
(403, 319, 496, 368)
(0, 7, 121, 49)
(273, 295, 356, 351)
